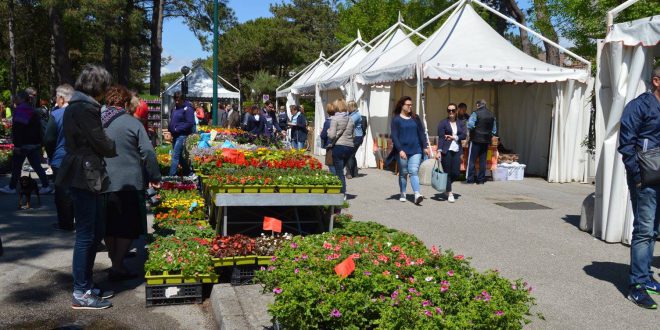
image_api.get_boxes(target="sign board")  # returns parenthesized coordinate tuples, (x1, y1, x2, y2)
(262, 94, 270, 102)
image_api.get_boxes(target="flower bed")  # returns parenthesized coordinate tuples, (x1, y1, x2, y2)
(255, 219, 537, 329)
(156, 190, 205, 211)
(144, 236, 215, 277)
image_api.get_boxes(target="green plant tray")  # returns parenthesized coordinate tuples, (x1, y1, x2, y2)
(257, 256, 273, 265)
(212, 256, 258, 267)
(325, 186, 342, 194)
(259, 187, 275, 193)
(145, 271, 218, 285)
(278, 186, 294, 193)
(243, 186, 259, 193)
(225, 185, 243, 193)
(310, 186, 325, 193)
(294, 187, 310, 193)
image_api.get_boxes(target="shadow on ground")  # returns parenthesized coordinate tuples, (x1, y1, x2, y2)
(583, 261, 629, 297)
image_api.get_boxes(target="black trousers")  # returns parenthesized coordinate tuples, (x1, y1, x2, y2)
(441, 150, 461, 192)
(345, 136, 364, 177)
(52, 167, 75, 230)
(466, 142, 489, 184)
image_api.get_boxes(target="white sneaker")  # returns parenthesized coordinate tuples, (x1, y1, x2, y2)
(38, 186, 54, 194)
(448, 194, 455, 203)
(414, 192, 424, 205)
(0, 185, 16, 194)
(399, 193, 406, 202)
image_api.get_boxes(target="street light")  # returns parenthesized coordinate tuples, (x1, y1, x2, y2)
(181, 65, 191, 98)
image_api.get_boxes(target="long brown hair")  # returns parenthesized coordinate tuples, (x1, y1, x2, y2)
(393, 96, 415, 117)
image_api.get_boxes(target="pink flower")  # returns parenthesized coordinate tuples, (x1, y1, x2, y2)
(454, 255, 464, 260)
(330, 308, 341, 318)
(408, 277, 415, 283)
(391, 245, 401, 252)
(273, 287, 282, 294)
(290, 243, 298, 249)
(323, 242, 332, 249)
(423, 310, 433, 317)
(372, 260, 380, 266)
(260, 266, 266, 271)
(447, 270, 454, 277)
(270, 256, 277, 262)
(395, 262, 402, 268)
(431, 245, 440, 255)
(435, 307, 443, 314)
(494, 310, 504, 316)
(167, 255, 173, 263)
(383, 270, 390, 276)
(301, 254, 308, 260)
(363, 271, 372, 276)
(294, 268, 299, 274)
(422, 300, 431, 307)
(511, 284, 517, 290)
(391, 290, 399, 299)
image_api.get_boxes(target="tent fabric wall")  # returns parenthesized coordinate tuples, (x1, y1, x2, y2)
(547, 79, 594, 183)
(498, 83, 554, 177)
(313, 88, 344, 155)
(423, 82, 497, 136)
(593, 42, 655, 244)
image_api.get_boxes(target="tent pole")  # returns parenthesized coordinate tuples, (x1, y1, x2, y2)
(212, 0, 219, 126)
(607, 0, 641, 28)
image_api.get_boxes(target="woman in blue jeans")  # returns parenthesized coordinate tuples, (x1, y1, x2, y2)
(327, 99, 355, 194)
(288, 105, 307, 150)
(168, 91, 195, 176)
(388, 96, 429, 205)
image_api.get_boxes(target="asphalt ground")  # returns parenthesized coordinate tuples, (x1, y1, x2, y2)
(0, 173, 215, 330)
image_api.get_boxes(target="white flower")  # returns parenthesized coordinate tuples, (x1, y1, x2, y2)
(425, 276, 433, 282)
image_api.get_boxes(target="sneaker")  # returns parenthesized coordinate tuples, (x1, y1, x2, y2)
(399, 193, 406, 202)
(71, 290, 113, 310)
(414, 193, 424, 205)
(0, 185, 16, 194)
(38, 186, 53, 194)
(91, 288, 115, 299)
(645, 280, 660, 295)
(628, 285, 657, 309)
(448, 194, 455, 203)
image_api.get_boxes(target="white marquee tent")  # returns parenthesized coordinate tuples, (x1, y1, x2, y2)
(161, 65, 240, 117)
(591, 6, 660, 244)
(349, 0, 592, 181)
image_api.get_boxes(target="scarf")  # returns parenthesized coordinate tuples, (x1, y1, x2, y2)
(101, 106, 126, 128)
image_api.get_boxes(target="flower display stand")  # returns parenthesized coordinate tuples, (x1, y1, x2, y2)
(144, 271, 218, 307)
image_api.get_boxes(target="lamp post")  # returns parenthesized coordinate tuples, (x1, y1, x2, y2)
(180, 65, 191, 99)
(212, 0, 219, 126)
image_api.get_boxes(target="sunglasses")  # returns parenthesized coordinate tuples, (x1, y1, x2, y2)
(404, 103, 413, 106)
(447, 109, 456, 113)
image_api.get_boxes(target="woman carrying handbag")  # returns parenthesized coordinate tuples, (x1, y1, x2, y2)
(436, 103, 466, 202)
(327, 99, 355, 195)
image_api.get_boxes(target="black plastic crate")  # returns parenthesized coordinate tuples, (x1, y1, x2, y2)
(230, 265, 260, 286)
(146, 283, 203, 307)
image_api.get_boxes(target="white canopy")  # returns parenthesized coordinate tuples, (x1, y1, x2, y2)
(316, 41, 369, 91)
(163, 65, 240, 99)
(361, 3, 589, 85)
(591, 14, 660, 244)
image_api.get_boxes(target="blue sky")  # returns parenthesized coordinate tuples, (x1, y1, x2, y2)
(162, 0, 282, 74)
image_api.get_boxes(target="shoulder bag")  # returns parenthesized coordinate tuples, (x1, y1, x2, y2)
(638, 142, 660, 186)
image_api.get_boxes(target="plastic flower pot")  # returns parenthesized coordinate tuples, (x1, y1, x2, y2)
(145, 271, 219, 285)
(233, 256, 258, 265)
(257, 256, 273, 265)
(278, 185, 294, 193)
(224, 185, 243, 193)
(259, 186, 275, 193)
(310, 186, 325, 193)
(212, 257, 235, 267)
(294, 186, 310, 193)
(243, 186, 259, 193)
(325, 185, 342, 194)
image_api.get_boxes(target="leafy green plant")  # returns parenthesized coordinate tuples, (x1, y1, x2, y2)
(144, 236, 214, 276)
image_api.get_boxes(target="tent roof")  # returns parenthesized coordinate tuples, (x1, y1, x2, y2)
(360, 2, 588, 84)
(604, 14, 660, 46)
(163, 65, 240, 99)
(356, 28, 419, 85)
(314, 42, 369, 91)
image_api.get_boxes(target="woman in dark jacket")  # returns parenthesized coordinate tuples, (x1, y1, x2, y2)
(55, 64, 117, 309)
(319, 103, 337, 174)
(289, 105, 308, 150)
(244, 105, 259, 133)
(436, 103, 466, 203)
(101, 85, 161, 281)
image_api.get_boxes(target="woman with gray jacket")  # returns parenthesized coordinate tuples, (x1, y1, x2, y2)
(327, 99, 354, 194)
(100, 85, 161, 282)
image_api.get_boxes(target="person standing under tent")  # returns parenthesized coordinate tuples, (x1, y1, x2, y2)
(277, 106, 288, 131)
(256, 101, 281, 138)
(436, 103, 466, 203)
(45, 84, 76, 231)
(167, 92, 195, 176)
(327, 99, 354, 195)
(618, 65, 660, 310)
(345, 100, 365, 179)
(226, 104, 240, 129)
(457, 102, 470, 121)
(386, 96, 430, 205)
(244, 105, 260, 133)
(466, 99, 496, 184)
(288, 105, 307, 150)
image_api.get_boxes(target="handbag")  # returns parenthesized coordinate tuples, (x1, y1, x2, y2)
(325, 148, 334, 166)
(431, 159, 448, 193)
(638, 147, 660, 186)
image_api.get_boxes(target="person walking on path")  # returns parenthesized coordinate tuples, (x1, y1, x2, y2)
(55, 64, 117, 309)
(386, 96, 429, 205)
(320, 103, 337, 175)
(45, 84, 75, 231)
(0, 91, 52, 195)
(167, 92, 195, 177)
(327, 99, 355, 195)
(618, 65, 660, 309)
(345, 100, 366, 179)
(436, 103, 466, 203)
(466, 99, 497, 184)
(101, 85, 161, 282)
(288, 105, 307, 150)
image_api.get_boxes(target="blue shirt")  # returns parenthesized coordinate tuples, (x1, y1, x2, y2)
(618, 91, 660, 183)
(391, 115, 427, 156)
(49, 107, 67, 168)
(467, 109, 497, 135)
(349, 110, 364, 138)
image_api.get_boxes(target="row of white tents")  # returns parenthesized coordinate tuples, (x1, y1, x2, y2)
(277, 0, 660, 244)
(278, 0, 593, 183)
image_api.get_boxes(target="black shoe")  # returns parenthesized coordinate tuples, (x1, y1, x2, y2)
(125, 247, 138, 259)
(628, 285, 658, 309)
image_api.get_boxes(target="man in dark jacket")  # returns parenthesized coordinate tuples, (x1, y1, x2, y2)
(0, 91, 52, 194)
(55, 64, 117, 310)
(618, 65, 660, 309)
(167, 92, 195, 176)
(466, 99, 497, 184)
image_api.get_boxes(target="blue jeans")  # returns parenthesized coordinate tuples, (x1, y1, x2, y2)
(169, 135, 190, 176)
(71, 187, 103, 293)
(397, 153, 422, 194)
(9, 145, 50, 189)
(467, 142, 489, 183)
(332, 145, 353, 194)
(627, 175, 659, 286)
(292, 141, 305, 150)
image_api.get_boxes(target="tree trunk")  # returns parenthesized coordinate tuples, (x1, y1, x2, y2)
(103, 35, 112, 71)
(505, 0, 532, 56)
(118, 0, 133, 86)
(8, 0, 17, 98)
(149, 0, 164, 95)
(533, 0, 560, 65)
(49, 5, 73, 84)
